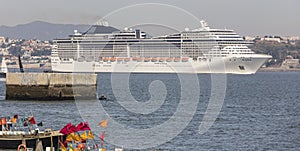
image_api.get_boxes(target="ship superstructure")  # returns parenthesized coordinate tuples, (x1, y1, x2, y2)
(51, 21, 271, 74)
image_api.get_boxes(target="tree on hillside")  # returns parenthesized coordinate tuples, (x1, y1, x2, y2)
(8, 46, 24, 56)
(250, 41, 300, 60)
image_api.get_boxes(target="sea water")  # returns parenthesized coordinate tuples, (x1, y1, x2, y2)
(0, 72, 299, 150)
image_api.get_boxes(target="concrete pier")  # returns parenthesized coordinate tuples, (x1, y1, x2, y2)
(6, 73, 97, 100)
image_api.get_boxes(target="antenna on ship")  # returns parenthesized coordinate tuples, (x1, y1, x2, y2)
(96, 19, 109, 27)
(74, 30, 81, 36)
(200, 20, 210, 30)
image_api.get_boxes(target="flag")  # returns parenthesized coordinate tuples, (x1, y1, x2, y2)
(87, 130, 94, 139)
(37, 121, 43, 127)
(80, 131, 88, 140)
(11, 117, 17, 123)
(99, 119, 108, 128)
(59, 140, 66, 151)
(60, 123, 71, 135)
(66, 133, 73, 142)
(24, 121, 28, 127)
(1, 118, 6, 125)
(11, 114, 18, 123)
(101, 141, 104, 148)
(69, 143, 74, 150)
(28, 116, 36, 124)
(66, 132, 80, 142)
(19, 118, 24, 126)
(74, 133, 80, 141)
(60, 123, 77, 135)
(76, 122, 91, 131)
(100, 131, 105, 141)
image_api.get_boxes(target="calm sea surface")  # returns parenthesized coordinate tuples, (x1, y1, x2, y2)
(0, 72, 299, 150)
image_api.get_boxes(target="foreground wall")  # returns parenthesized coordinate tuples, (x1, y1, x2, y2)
(6, 73, 97, 100)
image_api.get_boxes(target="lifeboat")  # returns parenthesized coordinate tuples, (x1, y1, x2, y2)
(124, 58, 131, 62)
(181, 57, 189, 62)
(117, 58, 123, 62)
(151, 58, 158, 62)
(174, 58, 181, 62)
(110, 57, 116, 62)
(103, 58, 110, 62)
(144, 58, 151, 62)
(132, 57, 138, 61)
(137, 58, 143, 62)
(166, 58, 173, 62)
(159, 58, 165, 62)
(78, 57, 84, 62)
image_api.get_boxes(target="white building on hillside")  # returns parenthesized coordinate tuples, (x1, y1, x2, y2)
(0, 36, 5, 44)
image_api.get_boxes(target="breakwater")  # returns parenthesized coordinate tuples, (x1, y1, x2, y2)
(6, 73, 97, 100)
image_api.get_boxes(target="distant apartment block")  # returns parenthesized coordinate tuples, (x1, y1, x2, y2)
(261, 36, 281, 43)
(281, 55, 300, 69)
(0, 36, 5, 44)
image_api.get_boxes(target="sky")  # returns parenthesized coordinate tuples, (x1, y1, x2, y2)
(0, 0, 299, 36)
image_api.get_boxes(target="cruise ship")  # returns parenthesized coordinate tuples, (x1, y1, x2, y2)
(51, 21, 271, 74)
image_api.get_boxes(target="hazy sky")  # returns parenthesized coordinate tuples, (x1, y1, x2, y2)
(0, 0, 299, 36)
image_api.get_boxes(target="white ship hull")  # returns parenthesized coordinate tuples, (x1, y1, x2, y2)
(51, 54, 270, 74)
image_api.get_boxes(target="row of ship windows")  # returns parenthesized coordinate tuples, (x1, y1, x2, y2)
(224, 47, 248, 49)
(230, 53, 253, 54)
(227, 50, 251, 52)
(218, 36, 241, 38)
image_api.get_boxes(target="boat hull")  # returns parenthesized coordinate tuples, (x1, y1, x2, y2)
(0, 132, 63, 149)
(51, 54, 271, 74)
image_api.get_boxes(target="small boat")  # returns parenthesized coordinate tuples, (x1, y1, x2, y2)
(0, 114, 64, 150)
(115, 147, 124, 151)
(98, 94, 107, 100)
(0, 129, 63, 149)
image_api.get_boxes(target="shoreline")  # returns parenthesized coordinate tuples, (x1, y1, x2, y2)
(259, 67, 300, 72)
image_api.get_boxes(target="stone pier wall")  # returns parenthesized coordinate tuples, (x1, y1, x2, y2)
(6, 73, 97, 100)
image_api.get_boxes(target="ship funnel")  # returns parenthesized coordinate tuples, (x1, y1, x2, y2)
(135, 29, 141, 39)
